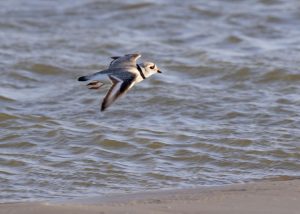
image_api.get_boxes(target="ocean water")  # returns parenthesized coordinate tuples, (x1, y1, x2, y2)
(1, 0, 300, 202)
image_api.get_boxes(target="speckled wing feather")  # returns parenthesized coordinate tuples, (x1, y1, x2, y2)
(101, 73, 136, 111)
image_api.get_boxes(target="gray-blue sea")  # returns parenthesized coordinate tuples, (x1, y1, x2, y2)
(1, 0, 300, 202)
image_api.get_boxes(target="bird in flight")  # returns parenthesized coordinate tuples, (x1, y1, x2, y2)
(78, 54, 162, 111)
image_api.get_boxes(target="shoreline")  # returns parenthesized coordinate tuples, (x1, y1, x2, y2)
(1, 179, 299, 214)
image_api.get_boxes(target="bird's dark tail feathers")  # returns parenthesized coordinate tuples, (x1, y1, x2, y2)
(78, 76, 89, 81)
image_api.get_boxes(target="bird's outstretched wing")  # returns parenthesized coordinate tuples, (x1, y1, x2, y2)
(109, 54, 141, 69)
(101, 73, 136, 111)
(78, 54, 141, 81)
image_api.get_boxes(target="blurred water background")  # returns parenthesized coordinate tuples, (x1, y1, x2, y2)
(1, 0, 300, 202)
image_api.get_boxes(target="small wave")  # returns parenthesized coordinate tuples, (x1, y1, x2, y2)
(222, 111, 246, 119)
(99, 139, 135, 149)
(260, 175, 300, 182)
(258, 69, 300, 83)
(189, 5, 222, 18)
(226, 35, 243, 44)
(0, 95, 16, 102)
(0, 170, 16, 176)
(30, 63, 64, 75)
(146, 141, 167, 149)
(220, 67, 252, 81)
(8, 70, 39, 82)
(167, 151, 214, 162)
(145, 172, 182, 181)
(0, 141, 36, 149)
(15, 62, 64, 75)
(0, 113, 19, 121)
(0, 159, 26, 167)
(121, 2, 154, 10)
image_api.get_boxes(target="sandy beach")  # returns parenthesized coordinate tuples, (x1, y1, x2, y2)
(1, 179, 299, 214)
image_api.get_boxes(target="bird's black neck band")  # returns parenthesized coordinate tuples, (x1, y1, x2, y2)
(136, 64, 146, 79)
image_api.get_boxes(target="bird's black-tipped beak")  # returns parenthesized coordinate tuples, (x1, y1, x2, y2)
(157, 70, 162, 73)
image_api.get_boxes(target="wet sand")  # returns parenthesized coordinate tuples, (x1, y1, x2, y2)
(1, 179, 299, 214)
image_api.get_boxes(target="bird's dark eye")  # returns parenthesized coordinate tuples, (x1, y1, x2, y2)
(150, 65, 155, 69)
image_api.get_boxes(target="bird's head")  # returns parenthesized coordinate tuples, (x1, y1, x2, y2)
(140, 62, 162, 78)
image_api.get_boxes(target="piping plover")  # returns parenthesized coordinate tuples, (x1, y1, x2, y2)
(78, 54, 162, 111)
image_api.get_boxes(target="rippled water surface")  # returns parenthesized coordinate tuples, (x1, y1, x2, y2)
(1, 0, 300, 202)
